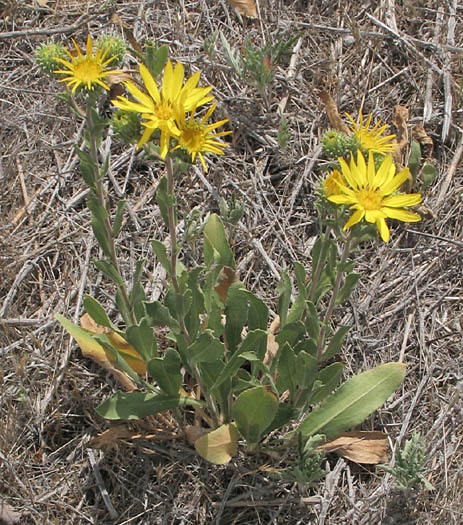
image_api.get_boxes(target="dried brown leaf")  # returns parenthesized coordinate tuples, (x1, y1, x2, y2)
(111, 13, 143, 54)
(319, 92, 350, 133)
(89, 425, 134, 450)
(227, 0, 258, 18)
(215, 266, 238, 304)
(0, 501, 21, 525)
(413, 124, 433, 159)
(316, 431, 388, 464)
(393, 105, 409, 164)
(79, 313, 138, 391)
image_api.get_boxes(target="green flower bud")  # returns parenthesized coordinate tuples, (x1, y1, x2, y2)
(35, 42, 67, 75)
(322, 130, 351, 159)
(98, 35, 126, 66)
(111, 110, 142, 144)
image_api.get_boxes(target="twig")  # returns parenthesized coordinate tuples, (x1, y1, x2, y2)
(288, 144, 323, 216)
(441, 0, 457, 142)
(0, 14, 87, 39)
(423, 9, 444, 123)
(435, 130, 463, 209)
(0, 259, 37, 317)
(87, 449, 118, 520)
(366, 13, 443, 75)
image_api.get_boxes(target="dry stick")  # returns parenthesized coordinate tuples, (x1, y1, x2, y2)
(441, 0, 457, 142)
(435, 131, 463, 210)
(424, 8, 445, 123)
(398, 312, 414, 364)
(0, 14, 87, 39)
(87, 449, 118, 520)
(277, 36, 303, 116)
(366, 13, 443, 75)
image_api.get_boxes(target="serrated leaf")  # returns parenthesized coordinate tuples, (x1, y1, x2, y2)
(335, 273, 361, 306)
(194, 423, 239, 464)
(299, 363, 406, 438)
(148, 348, 182, 396)
(188, 330, 225, 364)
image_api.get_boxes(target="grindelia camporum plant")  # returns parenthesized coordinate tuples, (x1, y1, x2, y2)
(38, 35, 422, 466)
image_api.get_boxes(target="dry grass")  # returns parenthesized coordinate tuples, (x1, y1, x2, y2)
(1, 1, 462, 523)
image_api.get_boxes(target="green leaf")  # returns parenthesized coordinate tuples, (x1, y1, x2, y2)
(112, 199, 127, 237)
(335, 272, 361, 306)
(277, 270, 292, 329)
(184, 267, 205, 340)
(130, 259, 146, 322)
(245, 290, 269, 363)
(409, 139, 421, 179)
(116, 285, 132, 325)
(151, 239, 172, 276)
(194, 423, 239, 465)
(148, 348, 182, 396)
(295, 351, 318, 401)
(275, 321, 306, 349)
(204, 213, 235, 269)
(232, 386, 278, 448)
(96, 391, 203, 420)
(310, 362, 344, 404)
(421, 163, 438, 191)
(299, 363, 406, 438)
(83, 295, 120, 332)
(75, 147, 97, 189)
(265, 403, 297, 434)
(305, 301, 320, 340)
(294, 261, 307, 300)
(188, 330, 225, 364)
(225, 283, 248, 354)
(125, 318, 157, 361)
(287, 295, 306, 325)
(87, 197, 111, 258)
(322, 325, 350, 361)
(276, 343, 297, 397)
(94, 259, 123, 286)
(144, 300, 178, 329)
(156, 175, 172, 227)
(210, 329, 267, 391)
(144, 42, 169, 77)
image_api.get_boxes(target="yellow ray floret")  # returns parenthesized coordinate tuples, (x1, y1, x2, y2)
(54, 35, 119, 93)
(112, 61, 214, 157)
(327, 151, 422, 242)
(173, 103, 232, 172)
(346, 110, 396, 155)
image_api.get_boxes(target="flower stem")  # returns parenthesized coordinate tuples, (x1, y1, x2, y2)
(86, 104, 136, 325)
(165, 155, 220, 427)
(316, 230, 353, 360)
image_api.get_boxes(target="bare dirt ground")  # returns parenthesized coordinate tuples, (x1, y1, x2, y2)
(1, 1, 462, 523)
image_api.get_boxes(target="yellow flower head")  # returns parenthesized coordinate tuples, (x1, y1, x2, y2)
(54, 35, 120, 93)
(328, 151, 422, 242)
(346, 110, 396, 155)
(323, 169, 346, 198)
(112, 61, 214, 157)
(173, 103, 231, 172)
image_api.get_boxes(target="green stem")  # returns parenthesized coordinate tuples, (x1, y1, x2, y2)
(86, 104, 136, 325)
(308, 226, 332, 302)
(165, 155, 220, 427)
(316, 230, 353, 360)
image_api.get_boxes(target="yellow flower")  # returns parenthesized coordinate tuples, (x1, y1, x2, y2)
(54, 35, 119, 93)
(346, 110, 396, 155)
(112, 61, 214, 157)
(173, 103, 231, 172)
(323, 169, 346, 198)
(328, 151, 422, 242)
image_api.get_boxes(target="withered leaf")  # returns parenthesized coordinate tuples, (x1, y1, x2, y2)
(413, 124, 433, 159)
(393, 105, 409, 164)
(319, 92, 350, 134)
(215, 266, 238, 304)
(111, 13, 143, 54)
(316, 430, 388, 464)
(227, 0, 258, 18)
